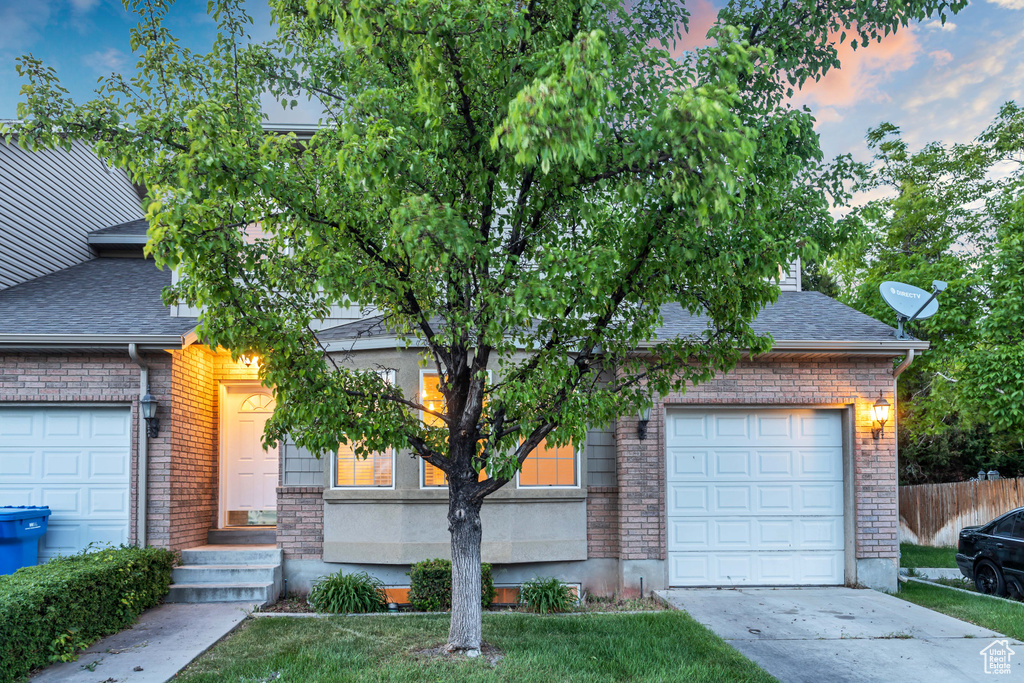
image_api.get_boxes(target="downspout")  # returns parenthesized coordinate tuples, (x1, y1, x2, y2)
(892, 348, 915, 572)
(892, 348, 916, 379)
(128, 344, 148, 548)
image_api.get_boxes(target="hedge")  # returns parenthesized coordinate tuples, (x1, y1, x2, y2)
(407, 558, 496, 612)
(0, 546, 175, 682)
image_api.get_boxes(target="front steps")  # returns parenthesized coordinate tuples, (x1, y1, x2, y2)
(166, 545, 283, 606)
(207, 527, 276, 544)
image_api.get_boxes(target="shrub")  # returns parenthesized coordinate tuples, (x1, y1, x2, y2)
(519, 577, 577, 613)
(308, 571, 387, 613)
(407, 558, 495, 612)
(0, 545, 175, 682)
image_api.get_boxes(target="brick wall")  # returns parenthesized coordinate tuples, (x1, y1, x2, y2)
(0, 351, 172, 547)
(586, 486, 620, 558)
(277, 486, 324, 560)
(614, 357, 897, 563)
(167, 346, 219, 550)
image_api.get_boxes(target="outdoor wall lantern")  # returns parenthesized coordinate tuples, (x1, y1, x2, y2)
(240, 352, 259, 368)
(637, 405, 652, 440)
(140, 393, 160, 439)
(871, 395, 890, 440)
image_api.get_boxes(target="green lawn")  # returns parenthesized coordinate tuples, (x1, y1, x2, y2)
(174, 612, 777, 682)
(896, 580, 1024, 640)
(900, 543, 958, 569)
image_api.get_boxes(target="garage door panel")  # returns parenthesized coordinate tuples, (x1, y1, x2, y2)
(667, 409, 844, 587)
(0, 407, 131, 563)
(667, 485, 708, 514)
(669, 450, 708, 477)
(713, 450, 751, 476)
(0, 450, 34, 477)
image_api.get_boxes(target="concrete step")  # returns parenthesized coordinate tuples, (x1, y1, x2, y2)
(208, 528, 277, 544)
(179, 545, 282, 567)
(165, 582, 277, 605)
(172, 564, 281, 585)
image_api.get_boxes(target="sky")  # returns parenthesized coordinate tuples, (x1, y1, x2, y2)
(1, 0, 1022, 165)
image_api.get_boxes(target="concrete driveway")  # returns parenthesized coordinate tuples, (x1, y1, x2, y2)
(657, 587, 1023, 683)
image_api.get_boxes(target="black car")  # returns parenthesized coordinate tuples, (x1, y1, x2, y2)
(957, 507, 1024, 597)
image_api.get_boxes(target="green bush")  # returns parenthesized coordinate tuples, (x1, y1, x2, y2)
(519, 576, 577, 613)
(407, 558, 495, 612)
(308, 571, 387, 613)
(0, 545, 175, 682)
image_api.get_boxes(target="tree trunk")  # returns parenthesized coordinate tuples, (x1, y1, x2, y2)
(447, 478, 483, 654)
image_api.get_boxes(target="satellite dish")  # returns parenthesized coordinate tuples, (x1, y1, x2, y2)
(879, 280, 947, 339)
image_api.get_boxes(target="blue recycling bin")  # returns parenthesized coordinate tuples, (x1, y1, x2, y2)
(0, 506, 52, 575)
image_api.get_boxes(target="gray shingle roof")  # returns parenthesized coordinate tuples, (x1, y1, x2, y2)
(89, 218, 149, 236)
(318, 292, 901, 344)
(656, 291, 898, 341)
(0, 258, 197, 336)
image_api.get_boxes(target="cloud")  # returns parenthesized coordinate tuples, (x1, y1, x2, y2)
(69, 0, 101, 11)
(929, 50, 954, 66)
(922, 19, 957, 31)
(902, 34, 1023, 110)
(793, 27, 921, 109)
(84, 47, 128, 74)
(668, 0, 719, 57)
(0, 2, 54, 55)
(812, 107, 844, 126)
(986, 0, 1024, 8)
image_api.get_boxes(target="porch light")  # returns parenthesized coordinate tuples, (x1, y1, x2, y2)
(240, 352, 259, 368)
(140, 393, 160, 439)
(637, 405, 652, 441)
(871, 395, 890, 440)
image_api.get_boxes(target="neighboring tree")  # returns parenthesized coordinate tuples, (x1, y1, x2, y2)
(827, 104, 1024, 483)
(7, 0, 965, 652)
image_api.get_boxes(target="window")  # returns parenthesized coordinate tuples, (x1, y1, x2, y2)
(334, 442, 393, 488)
(419, 370, 488, 487)
(421, 371, 448, 487)
(993, 514, 1017, 537)
(519, 438, 577, 487)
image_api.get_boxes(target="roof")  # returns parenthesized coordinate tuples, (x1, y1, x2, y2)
(88, 218, 150, 246)
(318, 291, 924, 354)
(655, 291, 900, 342)
(0, 257, 197, 339)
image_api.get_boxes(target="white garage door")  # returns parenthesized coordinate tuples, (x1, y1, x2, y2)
(666, 409, 845, 586)
(0, 406, 131, 562)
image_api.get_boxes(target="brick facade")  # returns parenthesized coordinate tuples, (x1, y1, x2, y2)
(603, 356, 897, 567)
(585, 486, 620, 558)
(276, 486, 324, 560)
(166, 346, 219, 549)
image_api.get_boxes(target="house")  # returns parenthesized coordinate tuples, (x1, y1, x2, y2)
(0, 133, 928, 600)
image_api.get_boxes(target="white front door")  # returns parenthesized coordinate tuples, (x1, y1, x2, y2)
(221, 385, 278, 527)
(0, 406, 131, 562)
(666, 409, 845, 586)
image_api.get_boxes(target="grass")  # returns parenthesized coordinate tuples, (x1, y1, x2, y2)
(900, 543, 958, 569)
(896, 580, 1024, 641)
(174, 612, 776, 683)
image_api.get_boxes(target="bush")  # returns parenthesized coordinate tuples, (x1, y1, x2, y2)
(308, 571, 387, 613)
(519, 576, 577, 613)
(0, 545, 175, 682)
(407, 558, 496, 612)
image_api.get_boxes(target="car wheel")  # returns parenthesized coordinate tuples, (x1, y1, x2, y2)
(975, 560, 1007, 596)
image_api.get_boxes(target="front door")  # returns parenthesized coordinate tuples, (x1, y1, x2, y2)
(221, 384, 278, 527)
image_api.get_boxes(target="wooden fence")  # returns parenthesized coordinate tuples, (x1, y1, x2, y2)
(899, 477, 1024, 547)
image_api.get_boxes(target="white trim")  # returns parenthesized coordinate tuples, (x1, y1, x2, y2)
(0, 333, 188, 349)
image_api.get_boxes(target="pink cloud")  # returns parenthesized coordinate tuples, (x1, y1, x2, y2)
(661, 0, 718, 59)
(930, 49, 954, 66)
(793, 27, 921, 109)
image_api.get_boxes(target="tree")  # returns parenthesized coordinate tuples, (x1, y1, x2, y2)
(827, 103, 1024, 482)
(7, 0, 965, 652)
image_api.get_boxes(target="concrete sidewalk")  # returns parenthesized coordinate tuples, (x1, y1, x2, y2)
(658, 586, 1022, 683)
(32, 602, 252, 683)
